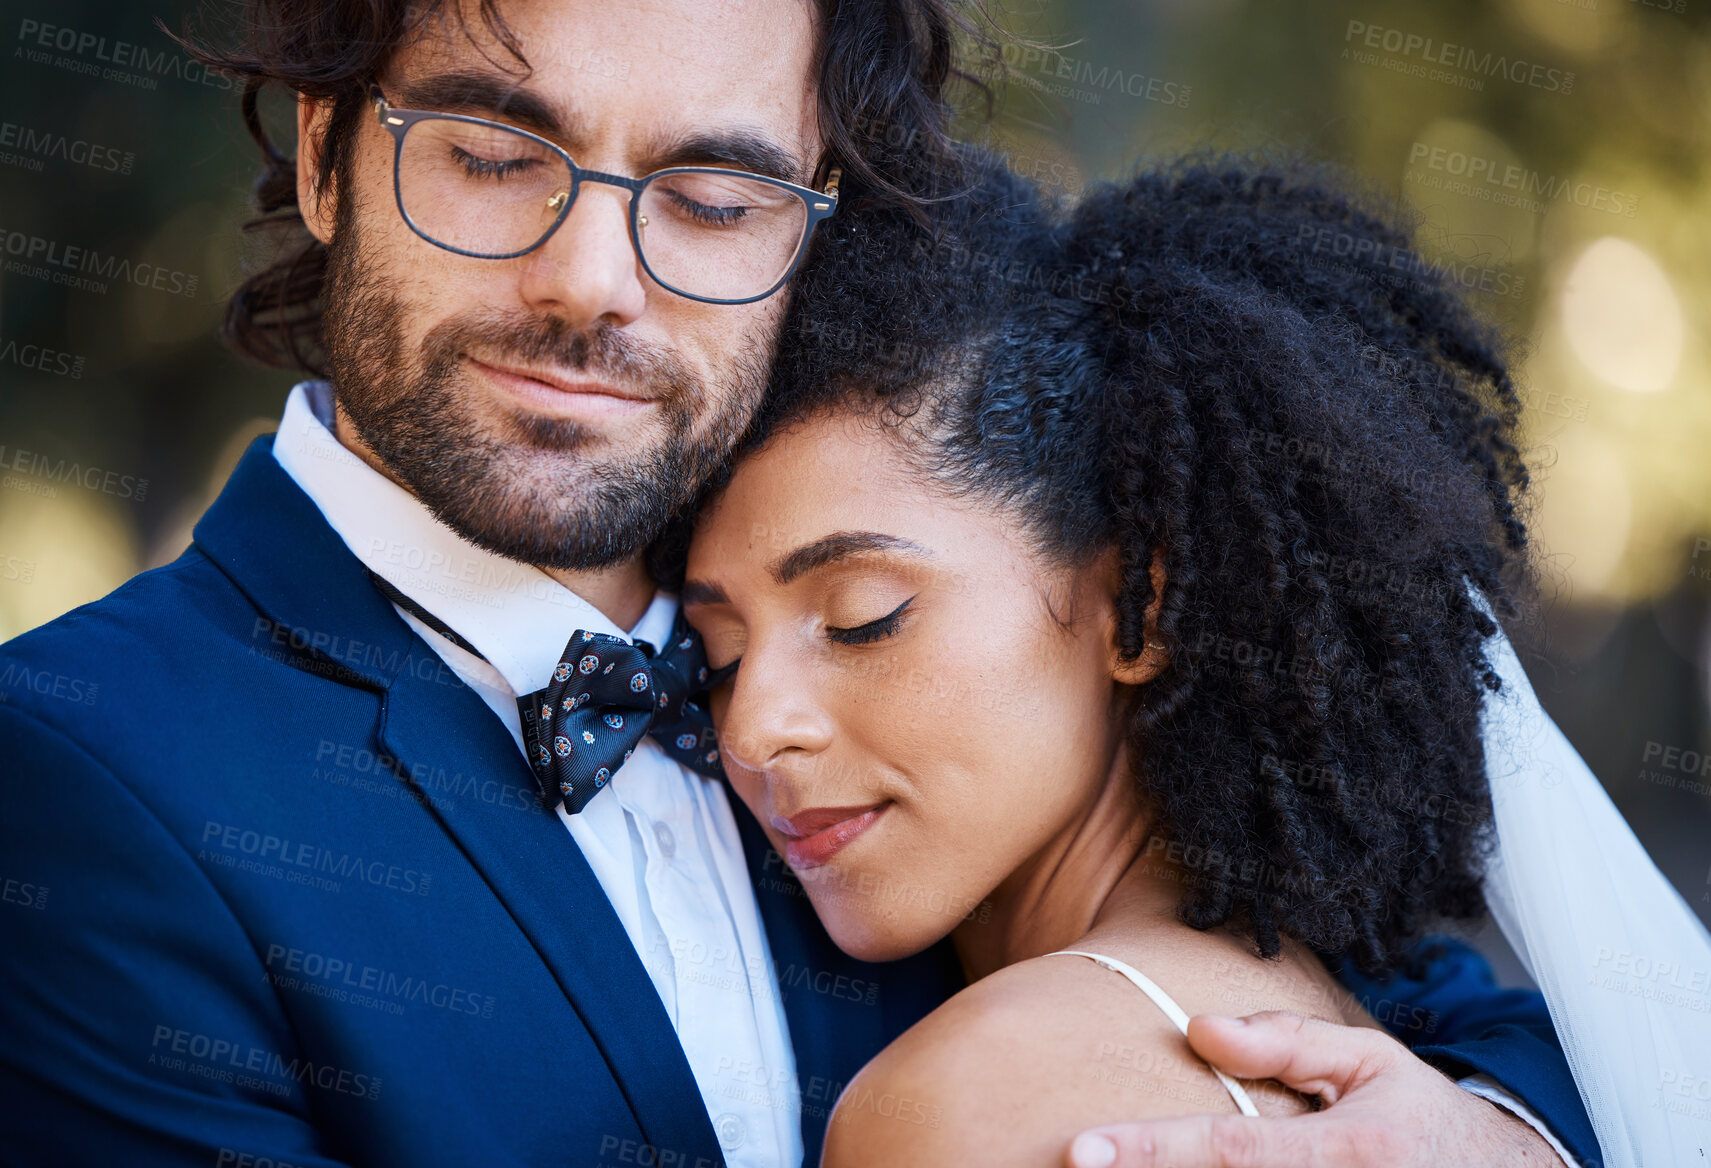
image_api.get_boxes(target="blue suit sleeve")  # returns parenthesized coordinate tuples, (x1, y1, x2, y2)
(1329, 935, 1600, 1167)
(0, 707, 352, 1167)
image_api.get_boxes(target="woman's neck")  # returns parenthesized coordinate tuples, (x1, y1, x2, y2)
(950, 743, 1172, 984)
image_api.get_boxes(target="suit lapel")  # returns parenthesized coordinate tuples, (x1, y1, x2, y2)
(196, 438, 722, 1166)
(378, 673, 722, 1165)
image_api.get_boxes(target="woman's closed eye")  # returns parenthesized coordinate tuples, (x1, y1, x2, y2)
(703, 657, 742, 688)
(826, 596, 915, 646)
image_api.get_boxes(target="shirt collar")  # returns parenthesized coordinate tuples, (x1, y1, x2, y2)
(271, 380, 676, 697)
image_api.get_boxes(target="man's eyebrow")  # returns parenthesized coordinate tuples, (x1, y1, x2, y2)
(769, 532, 934, 586)
(392, 71, 572, 141)
(389, 74, 805, 184)
(642, 131, 806, 185)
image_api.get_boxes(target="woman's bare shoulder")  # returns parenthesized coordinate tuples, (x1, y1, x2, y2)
(820, 951, 1260, 1168)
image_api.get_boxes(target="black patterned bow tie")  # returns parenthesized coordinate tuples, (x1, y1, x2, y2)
(517, 612, 735, 813)
(366, 571, 732, 814)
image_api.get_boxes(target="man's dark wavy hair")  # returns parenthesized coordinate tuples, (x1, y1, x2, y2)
(731, 152, 1531, 976)
(176, 0, 999, 374)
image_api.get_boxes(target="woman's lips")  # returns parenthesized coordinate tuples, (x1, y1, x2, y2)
(772, 803, 888, 870)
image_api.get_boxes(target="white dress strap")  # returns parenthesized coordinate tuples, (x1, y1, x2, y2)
(1048, 949, 1261, 1117)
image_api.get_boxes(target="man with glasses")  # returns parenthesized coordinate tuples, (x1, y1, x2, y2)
(0, 1, 1593, 1166)
(369, 84, 838, 304)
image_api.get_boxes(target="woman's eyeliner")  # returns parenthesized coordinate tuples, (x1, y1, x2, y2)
(826, 596, 915, 646)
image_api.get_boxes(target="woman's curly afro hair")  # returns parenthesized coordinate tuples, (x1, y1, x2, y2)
(717, 152, 1532, 976)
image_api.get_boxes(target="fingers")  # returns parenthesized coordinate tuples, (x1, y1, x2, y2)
(1063, 1014, 1426, 1168)
(1067, 1114, 1334, 1168)
(1183, 1011, 1401, 1104)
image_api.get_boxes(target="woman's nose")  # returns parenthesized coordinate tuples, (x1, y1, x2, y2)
(715, 643, 836, 774)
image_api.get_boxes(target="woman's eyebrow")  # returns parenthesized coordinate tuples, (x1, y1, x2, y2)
(681, 533, 934, 607)
(769, 531, 934, 586)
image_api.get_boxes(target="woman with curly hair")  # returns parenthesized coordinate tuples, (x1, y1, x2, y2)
(673, 156, 1705, 1165)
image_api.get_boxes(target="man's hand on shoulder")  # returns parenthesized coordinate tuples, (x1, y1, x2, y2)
(1064, 1011, 1569, 1168)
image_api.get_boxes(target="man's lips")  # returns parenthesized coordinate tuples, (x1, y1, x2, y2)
(771, 803, 888, 870)
(465, 355, 654, 417)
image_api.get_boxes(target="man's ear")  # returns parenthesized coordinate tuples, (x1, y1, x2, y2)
(296, 94, 338, 246)
(1109, 548, 1169, 687)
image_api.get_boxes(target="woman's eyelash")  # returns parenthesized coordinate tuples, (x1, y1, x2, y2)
(826, 597, 915, 646)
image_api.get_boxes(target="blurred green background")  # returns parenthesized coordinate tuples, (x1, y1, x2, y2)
(2, 0, 1708, 927)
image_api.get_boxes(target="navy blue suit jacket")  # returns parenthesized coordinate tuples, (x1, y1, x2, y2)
(0, 438, 1596, 1167)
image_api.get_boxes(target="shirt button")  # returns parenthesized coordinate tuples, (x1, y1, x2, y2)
(653, 821, 676, 859)
(715, 1112, 746, 1150)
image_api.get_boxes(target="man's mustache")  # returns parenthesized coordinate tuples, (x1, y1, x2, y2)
(421, 311, 699, 405)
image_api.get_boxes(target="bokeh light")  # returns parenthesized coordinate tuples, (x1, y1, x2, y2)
(1560, 236, 1684, 395)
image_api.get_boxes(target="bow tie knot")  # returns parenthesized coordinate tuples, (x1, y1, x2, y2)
(519, 618, 732, 813)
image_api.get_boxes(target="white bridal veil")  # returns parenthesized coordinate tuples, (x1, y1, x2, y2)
(1479, 604, 1711, 1167)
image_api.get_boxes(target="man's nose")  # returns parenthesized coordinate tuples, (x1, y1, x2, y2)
(514, 181, 649, 329)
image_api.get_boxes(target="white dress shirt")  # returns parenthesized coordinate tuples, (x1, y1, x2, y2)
(273, 381, 802, 1168)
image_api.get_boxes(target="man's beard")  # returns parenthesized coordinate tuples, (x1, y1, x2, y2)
(319, 212, 768, 571)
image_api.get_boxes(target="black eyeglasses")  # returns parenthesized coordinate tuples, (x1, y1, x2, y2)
(369, 86, 840, 305)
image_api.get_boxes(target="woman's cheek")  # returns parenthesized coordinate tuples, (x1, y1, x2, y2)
(802, 863, 943, 963)
(799, 800, 975, 962)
